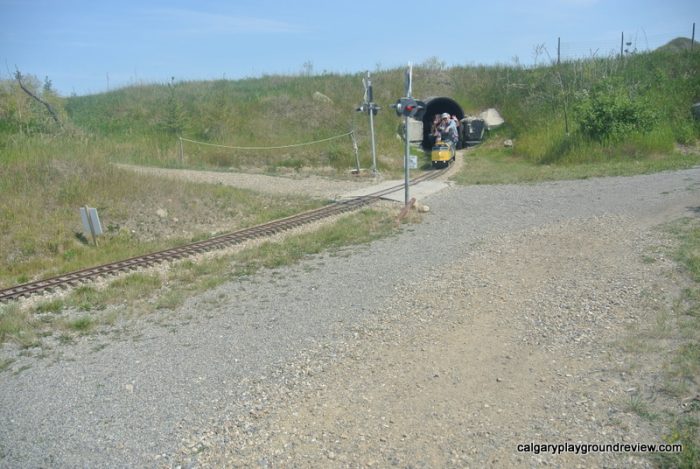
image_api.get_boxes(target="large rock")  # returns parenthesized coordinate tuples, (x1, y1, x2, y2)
(479, 108, 505, 129)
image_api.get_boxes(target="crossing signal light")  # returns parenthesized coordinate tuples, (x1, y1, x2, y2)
(391, 97, 426, 119)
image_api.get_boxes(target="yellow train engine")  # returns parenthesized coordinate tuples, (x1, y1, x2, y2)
(431, 141, 455, 168)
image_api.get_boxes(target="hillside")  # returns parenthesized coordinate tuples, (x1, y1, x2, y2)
(657, 36, 697, 53)
(59, 46, 699, 169)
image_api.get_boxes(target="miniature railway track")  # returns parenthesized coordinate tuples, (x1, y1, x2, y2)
(0, 169, 446, 302)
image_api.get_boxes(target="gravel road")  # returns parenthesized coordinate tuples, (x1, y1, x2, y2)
(1, 166, 698, 468)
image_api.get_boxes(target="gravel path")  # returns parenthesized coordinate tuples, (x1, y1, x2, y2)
(0, 166, 698, 468)
(113, 164, 377, 200)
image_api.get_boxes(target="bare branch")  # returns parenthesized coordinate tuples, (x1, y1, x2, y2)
(14, 69, 62, 127)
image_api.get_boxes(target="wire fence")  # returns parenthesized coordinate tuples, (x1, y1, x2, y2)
(176, 131, 359, 168)
(555, 24, 696, 63)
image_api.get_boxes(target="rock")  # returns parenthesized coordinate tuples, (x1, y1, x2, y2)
(503, 139, 514, 148)
(417, 203, 430, 213)
(479, 108, 505, 129)
(156, 208, 168, 218)
(313, 91, 333, 104)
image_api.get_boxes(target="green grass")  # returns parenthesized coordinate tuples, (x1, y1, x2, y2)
(0, 135, 325, 289)
(453, 143, 700, 185)
(626, 394, 659, 422)
(646, 219, 700, 469)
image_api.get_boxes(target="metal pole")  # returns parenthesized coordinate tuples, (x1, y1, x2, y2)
(350, 130, 360, 173)
(557, 37, 561, 65)
(404, 114, 410, 206)
(403, 63, 412, 206)
(369, 105, 377, 175)
(620, 31, 624, 58)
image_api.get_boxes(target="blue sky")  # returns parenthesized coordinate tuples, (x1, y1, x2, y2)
(0, 0, 697, 96)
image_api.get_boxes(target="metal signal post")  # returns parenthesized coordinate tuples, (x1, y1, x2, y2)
(402, 64, 412, 205)
(356, 72, 380, 175)
(390, 63, 424, 206)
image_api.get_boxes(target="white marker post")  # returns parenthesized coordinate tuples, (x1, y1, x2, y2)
(80, 206, 103, 246)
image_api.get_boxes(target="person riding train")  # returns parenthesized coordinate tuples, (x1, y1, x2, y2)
(436, 112, 459, 149)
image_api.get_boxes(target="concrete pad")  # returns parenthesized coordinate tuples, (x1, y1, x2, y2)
(341, 179, 450, 202)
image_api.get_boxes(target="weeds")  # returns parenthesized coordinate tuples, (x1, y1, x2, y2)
(635, 219, 700, 468)
(626, 394, 658, 422)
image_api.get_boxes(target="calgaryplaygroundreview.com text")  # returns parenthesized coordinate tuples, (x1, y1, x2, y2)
(517, 442, 683, 455)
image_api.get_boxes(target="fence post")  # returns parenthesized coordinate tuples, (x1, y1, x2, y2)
(620, 31, 624, 58)
(350, 130, 360, 173)
(557, 37, 561, 65)
(178, 136, 184, 165)
(692, 23, 696, 52)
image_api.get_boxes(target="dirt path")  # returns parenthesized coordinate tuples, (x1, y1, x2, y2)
(184, 214, 688, 468)
(113, 164, 377, 200)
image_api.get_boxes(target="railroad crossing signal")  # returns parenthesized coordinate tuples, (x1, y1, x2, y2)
(391, 97, 426, 119)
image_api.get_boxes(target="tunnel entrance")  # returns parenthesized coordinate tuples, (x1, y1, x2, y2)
(420, 97, 464, 149)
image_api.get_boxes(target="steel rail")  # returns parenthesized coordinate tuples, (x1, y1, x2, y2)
(0, 168, 445, 302)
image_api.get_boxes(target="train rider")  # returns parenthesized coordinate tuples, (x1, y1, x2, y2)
(430, 114, 442, 145)
(439, 112, 459, 149)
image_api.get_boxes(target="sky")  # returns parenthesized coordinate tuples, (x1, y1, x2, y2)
(0, 0, 697, 96)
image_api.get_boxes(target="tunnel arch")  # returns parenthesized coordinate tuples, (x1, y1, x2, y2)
(420, 96, 464, 148)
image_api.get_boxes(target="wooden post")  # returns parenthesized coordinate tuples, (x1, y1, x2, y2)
(178, 136, 184, 165)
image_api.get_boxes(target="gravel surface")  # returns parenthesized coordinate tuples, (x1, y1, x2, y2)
(0, 165, 698, 468)
(113, 164, 378, 200)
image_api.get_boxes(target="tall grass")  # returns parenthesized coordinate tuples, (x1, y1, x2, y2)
(0, 134, 323, 288)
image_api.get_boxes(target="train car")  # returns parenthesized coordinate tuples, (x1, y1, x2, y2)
(431, 141, 455, 168)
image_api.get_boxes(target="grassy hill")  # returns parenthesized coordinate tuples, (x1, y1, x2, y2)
(657, 37, 697, 53)
(0, 44, 699, 292)
(58, 44, 700, 169)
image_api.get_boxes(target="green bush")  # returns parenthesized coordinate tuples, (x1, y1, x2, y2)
(574, 78, 657, 142)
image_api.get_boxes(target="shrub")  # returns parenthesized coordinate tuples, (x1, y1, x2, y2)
(574, 78, 657, 142)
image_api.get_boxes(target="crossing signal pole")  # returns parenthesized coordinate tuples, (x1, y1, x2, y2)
(356, 72, 380, 175)
(391, 63, 425, 205)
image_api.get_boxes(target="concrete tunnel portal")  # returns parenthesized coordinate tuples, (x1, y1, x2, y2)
(419, 97, 464, 149)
